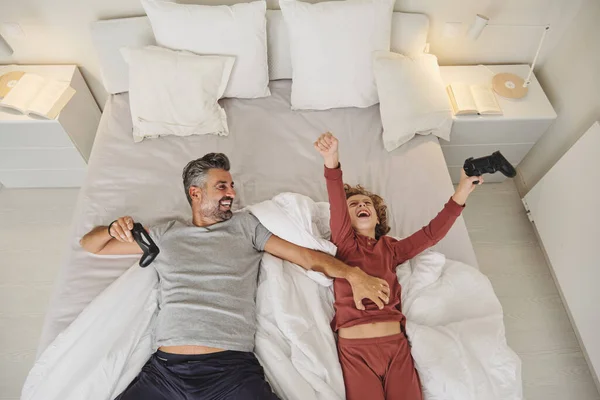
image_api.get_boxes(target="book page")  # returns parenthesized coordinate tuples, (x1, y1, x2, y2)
(448, 83, 478, 115)
(36, 86, 76, 119)
(471, 85, 502, 115)
(0, 73, 46, 114)
(27, 80, 73, 119)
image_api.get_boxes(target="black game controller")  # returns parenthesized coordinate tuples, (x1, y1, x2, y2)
(463, 151, 517, 184)
(131, 222, 159, 268)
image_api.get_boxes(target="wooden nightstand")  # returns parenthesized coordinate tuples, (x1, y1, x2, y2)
(0, 65, 100, 188)
(438, 65, 557, 183)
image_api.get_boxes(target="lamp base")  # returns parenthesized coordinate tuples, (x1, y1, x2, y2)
(0, 71, 24, 98)
(492, 73, 528, 99)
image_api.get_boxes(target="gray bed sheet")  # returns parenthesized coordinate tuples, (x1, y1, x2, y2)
(38, 80, 478, 354)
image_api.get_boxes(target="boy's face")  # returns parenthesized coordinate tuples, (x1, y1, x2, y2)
(346, 194, 378, 234)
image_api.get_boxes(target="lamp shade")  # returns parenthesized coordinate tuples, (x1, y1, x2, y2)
(0, 34, 13, 56)
(467, 14, 489, 40)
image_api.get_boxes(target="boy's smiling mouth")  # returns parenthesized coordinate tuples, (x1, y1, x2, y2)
(357, 210, 371, 218)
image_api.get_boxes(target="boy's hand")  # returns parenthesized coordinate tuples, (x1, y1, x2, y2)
(314, 132, 339, 168)
(452, 169, 483, 206)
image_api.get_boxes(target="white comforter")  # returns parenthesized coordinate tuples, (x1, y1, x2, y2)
(22, 193, 522, 400)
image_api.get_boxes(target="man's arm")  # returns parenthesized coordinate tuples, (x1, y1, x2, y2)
(263, 235, 390, 310)
(79, 216, 143, 255)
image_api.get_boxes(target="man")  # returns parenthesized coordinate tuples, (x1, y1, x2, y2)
(80, 153, 390, 400)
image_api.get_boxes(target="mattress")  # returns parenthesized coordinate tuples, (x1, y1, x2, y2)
(38, 80, 478, 355)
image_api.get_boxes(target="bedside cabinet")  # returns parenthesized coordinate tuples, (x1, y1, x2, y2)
(438, 65, 557, 183)
(0, 65, 100, 188)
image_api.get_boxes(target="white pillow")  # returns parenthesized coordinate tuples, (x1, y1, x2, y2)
(373, 51, 452, 152)
(121, 46, 234, 143)
(280, 0, 395, 110)
(141, 0, 270, 99)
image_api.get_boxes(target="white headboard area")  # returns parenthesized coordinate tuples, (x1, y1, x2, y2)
(91, 17, 155, 95)
(91, 10, 429, 95)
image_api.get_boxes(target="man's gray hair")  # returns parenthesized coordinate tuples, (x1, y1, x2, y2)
(182, 153, 231, 204)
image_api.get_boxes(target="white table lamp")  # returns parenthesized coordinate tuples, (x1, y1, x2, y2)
(467, 15, 550, 99)
(493, 26, 550, 99)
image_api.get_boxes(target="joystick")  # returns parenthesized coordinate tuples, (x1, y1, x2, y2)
(463, 151, 517, 184)
(131, 223, 159, 267)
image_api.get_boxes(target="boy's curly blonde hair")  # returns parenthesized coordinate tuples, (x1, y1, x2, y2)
(343, 184, 391, 239)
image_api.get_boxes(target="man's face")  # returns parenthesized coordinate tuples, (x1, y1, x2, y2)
(197, 169, 236, 222)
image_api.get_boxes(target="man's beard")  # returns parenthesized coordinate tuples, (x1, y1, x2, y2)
(200, 194, 234, 222)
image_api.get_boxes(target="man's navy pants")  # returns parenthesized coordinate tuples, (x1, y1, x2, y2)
(115, 350, 280, 400)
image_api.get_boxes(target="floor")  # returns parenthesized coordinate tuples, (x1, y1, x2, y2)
(461, 181, 600, 400)
(0, 181, 599, 400)
(0, 188, 78, 400)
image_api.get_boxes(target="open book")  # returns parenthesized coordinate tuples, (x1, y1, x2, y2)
(0, 73, 76, 119)
(446, 83, 502, 116)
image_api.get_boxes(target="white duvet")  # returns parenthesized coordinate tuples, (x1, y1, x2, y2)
(22, 193, 522, 400)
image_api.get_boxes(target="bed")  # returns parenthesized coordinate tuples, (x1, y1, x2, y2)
(38, 10, 477, 354)
(19, 8, 528, 400)
(38, 79, 478, 353)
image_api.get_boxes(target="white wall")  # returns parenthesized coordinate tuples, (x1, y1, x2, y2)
(0, 0, 583, 108)
(523, 121, 600, 388)
(517, 0, 600, 194)
(396, 0, 581, 66)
